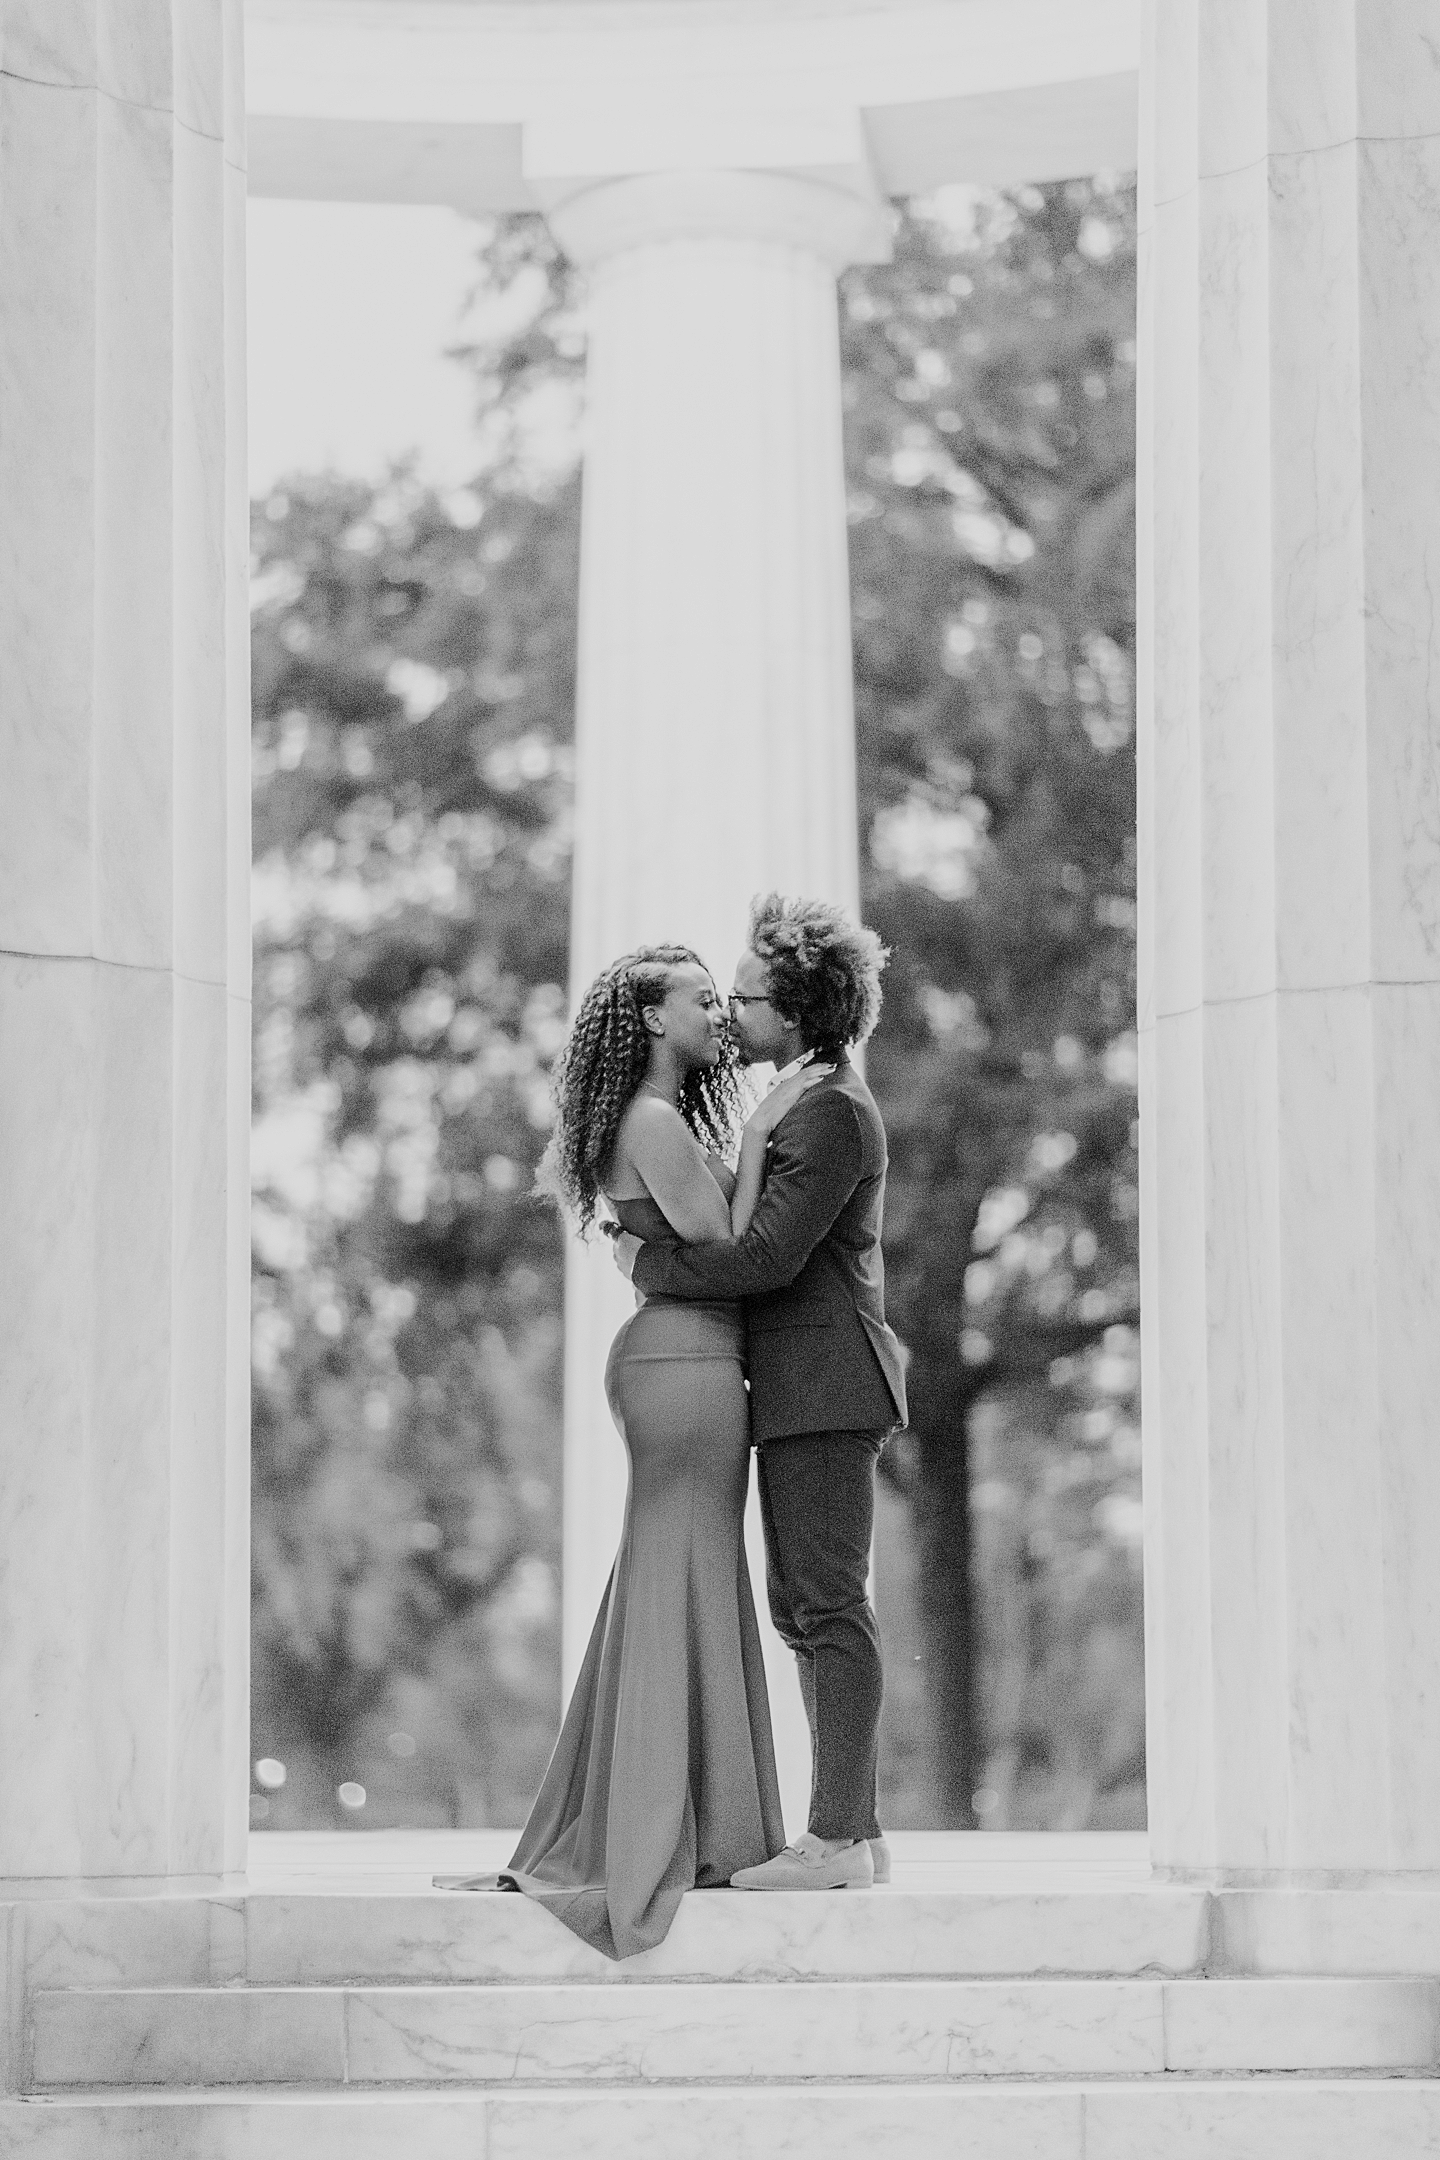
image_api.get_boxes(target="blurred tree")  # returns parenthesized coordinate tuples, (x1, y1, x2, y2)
(845, 179, 1139, 1824)
(249, 221, 587, 1824)
(967, 1325, 1144, 1833)
(251, 184, 1139, 1832)
(250, 465, 577, 1824)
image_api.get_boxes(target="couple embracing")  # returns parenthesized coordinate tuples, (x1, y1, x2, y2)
(439, 894, 907, 1961)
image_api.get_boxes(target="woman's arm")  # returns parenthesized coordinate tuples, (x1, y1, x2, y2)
(619, 1099, 732, 1243)
(625, 1088, 865, 1300)
(729, 1128, 769, 1237)
(705, 1149, 737, 1203)
(618, 1069, 834, 1247)
(728, 1062, 835, 1236)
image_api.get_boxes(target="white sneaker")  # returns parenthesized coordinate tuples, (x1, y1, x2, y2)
(730, 1835, 875, 1891)
(869, 1836, 891, 1885)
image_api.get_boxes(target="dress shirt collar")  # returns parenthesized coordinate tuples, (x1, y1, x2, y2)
(765, 1048, 817, 1095)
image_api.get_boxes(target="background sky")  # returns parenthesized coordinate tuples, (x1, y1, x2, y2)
(247, 200, 487, 495)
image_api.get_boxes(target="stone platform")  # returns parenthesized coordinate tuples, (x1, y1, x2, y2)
(6, 1833, 1440, 2155)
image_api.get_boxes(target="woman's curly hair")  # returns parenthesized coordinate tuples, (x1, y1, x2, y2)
(749, 894, 889, 1057)
(537, 945, 745, 1235)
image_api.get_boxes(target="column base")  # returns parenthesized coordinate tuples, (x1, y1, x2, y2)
(9, 2082, 1440, 2160)
(8, 1832, 1440, 2155)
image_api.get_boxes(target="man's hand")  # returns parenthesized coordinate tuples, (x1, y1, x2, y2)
(611, 1230, 642, 1281)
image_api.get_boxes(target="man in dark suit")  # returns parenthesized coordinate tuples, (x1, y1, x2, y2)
(613, 894, 907, 1891)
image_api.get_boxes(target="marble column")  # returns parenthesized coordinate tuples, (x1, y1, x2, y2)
(1139, 0, 1440, 1872)
(548, 170, 890, 1821)
(0, 1, 250, 1877)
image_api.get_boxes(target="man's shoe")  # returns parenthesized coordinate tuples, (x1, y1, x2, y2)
(868, 1836, 892, 1885)
(731, 1834, 875, 1892)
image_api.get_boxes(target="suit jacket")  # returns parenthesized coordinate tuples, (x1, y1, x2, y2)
(631, 1056, 908, 1444)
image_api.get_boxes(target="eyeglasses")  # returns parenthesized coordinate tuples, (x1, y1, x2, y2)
(727, 992, 772, 1011)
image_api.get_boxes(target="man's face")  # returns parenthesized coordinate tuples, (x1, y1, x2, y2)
(727, 950, 793, 1068)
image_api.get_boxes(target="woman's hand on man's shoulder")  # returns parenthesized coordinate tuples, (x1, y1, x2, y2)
(744, 1061, 836, 1140)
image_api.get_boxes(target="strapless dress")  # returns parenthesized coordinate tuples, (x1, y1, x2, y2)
(487, 1194, 784, 1959)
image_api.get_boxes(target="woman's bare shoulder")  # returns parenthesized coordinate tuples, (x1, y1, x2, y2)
(612, 1093, 691, 1175)
(615, 1093, 690, 1151)
(620, 1091, 684, 1127)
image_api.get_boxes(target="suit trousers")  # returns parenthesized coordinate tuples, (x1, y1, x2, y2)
(756, 1428, 886, 1843)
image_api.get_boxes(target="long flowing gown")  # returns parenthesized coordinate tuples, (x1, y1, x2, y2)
(493, 1193, 784, 1960)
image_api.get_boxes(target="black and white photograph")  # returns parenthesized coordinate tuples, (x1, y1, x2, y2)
(2, 0, 1437, 2153)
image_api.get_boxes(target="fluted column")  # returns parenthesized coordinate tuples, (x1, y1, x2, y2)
(1139, 0, 1440, 1873)
(549, 170, 889, 1818)
(0, 1, 250, 1876)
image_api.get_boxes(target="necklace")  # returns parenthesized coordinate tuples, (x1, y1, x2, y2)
(642, 1081, 678, 1106)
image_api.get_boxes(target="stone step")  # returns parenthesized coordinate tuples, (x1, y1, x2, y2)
(27, 1974, 1440, 2090)
(7, 2078, 1440, 2160)
(25, 1874, 1440, 1987)
(13, 1883, 1211, 1993)
(24, 1829, 1440, 1997)
(22, 1876, 1440, 1992)
(239, 1881, 1211, 1982)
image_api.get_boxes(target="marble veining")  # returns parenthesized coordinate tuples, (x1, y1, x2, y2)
(35, 1977, 1165, 2089)
(1086, 2078, 1440, 2160)
(30, 1987, 346, 2091)
(1140, 0, 1440, 1883)
(1164, 1977, 1440, 2073)
(5, 2083, 1440, 2160)
(241, 1884, 1205, 1987)
(0, 0, 249, 1892)
(484, 2084, 1087, 2160)
(1358, 136, 1440, 983)
(26, 1968, 1440, 2093)
(0, 0, 229, 139)
(1354, 0, 1440, 144)
(14, 1858, 1440, 2141)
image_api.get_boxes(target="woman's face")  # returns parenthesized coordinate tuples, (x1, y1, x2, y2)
(650, 963, 726, 1071)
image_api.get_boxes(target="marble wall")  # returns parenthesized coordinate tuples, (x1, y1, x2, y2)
(1139, 0, 1440, 1872)
(0, 0, 250, 1877)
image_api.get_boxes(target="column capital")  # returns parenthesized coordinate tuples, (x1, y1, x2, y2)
(547, 169, 893, 272)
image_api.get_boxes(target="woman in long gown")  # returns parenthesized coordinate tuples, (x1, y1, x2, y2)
(436, 945, 828, 1960)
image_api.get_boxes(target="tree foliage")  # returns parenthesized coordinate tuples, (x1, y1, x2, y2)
(249, 450, 579, 1823)
(249, 180, 1140, 1832)
(845, 181, 1140, 1823)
